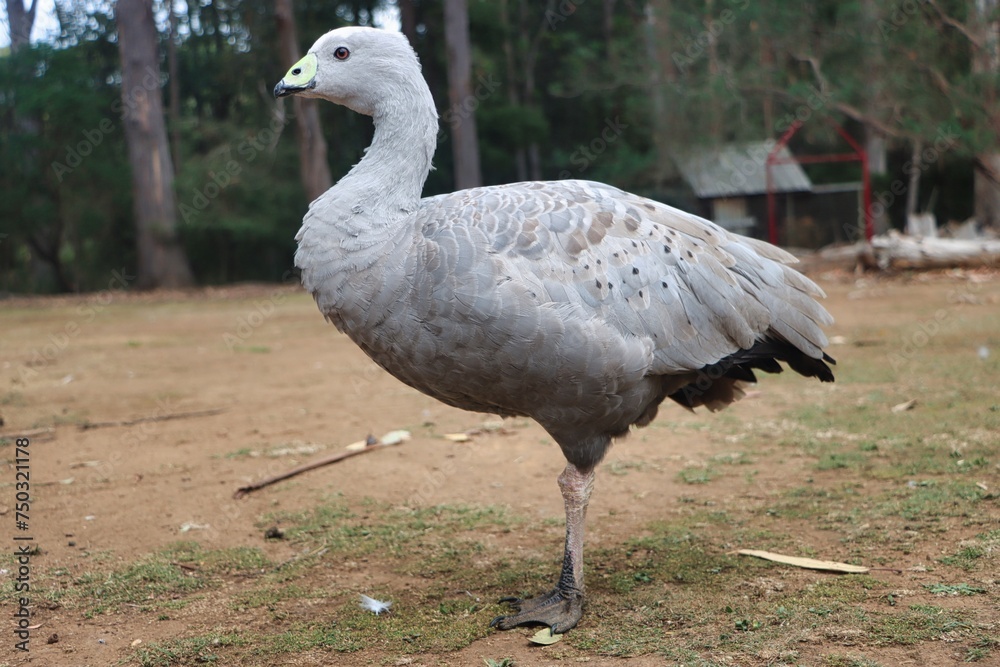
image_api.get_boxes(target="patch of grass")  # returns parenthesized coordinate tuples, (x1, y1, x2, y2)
(923, 583, 986, 596)
(939, 529, 1000, 574)
(678, 465, 717, 484)
(882, 480, 986, 521)
(268, 499, 519, 561)
(230, 584, 308, 611)
(965, 636, 1000, 662)
(605, 459, 650, 476)
(222, 447, 256, 459)
(135, 632, 248, 666)
(816, 451, 864, 471)
(484, 658, 516, 667)
(0, 390, 26, 406)
(55, 542, 270, 616)
(940, 545, 987, 570)
(868, 604, 974, 645)
(825, 656, 885, 667)
(234, 345, 271, 353)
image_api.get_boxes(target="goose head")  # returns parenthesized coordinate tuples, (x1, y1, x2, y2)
(274, 27, 424, 117)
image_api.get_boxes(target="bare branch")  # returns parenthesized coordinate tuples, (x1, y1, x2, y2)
(925, 0, 983, 49)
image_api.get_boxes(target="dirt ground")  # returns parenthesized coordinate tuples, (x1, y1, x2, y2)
(2, 270, 999, 666)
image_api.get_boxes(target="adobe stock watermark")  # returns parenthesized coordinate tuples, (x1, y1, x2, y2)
(438, 72, 502, 145)
(886, 277, 985, 372)
(557, 116, 628, 178)
(839, 123, 960, 243)
(866, 125, 960, 224)
(221, 271, 297, 351)
(671, 0, 751, 74)
(408, 442, 477, 507)
(18, 268, 136, 382)
(546, 0, 592, 29)
(774, 86, 834, 134)
(877, 0, 921, 40)
(51, 65, 163, 183)
(179, 115, 296, 224)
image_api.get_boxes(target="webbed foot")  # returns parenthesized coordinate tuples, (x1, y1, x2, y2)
(489, 587, 584, 633)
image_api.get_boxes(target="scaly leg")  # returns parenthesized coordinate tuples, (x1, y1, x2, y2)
(490, 463, 595, 633)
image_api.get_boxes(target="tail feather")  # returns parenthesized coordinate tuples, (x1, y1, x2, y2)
(665, 336, 835, 410)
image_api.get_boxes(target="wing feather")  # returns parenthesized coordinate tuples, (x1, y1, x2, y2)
(415, 179, 832, 376)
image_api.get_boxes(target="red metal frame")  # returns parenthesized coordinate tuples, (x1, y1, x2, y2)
(766, 119, 873, 245)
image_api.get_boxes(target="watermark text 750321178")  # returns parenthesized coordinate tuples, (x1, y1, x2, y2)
(13, 437, 33, 652)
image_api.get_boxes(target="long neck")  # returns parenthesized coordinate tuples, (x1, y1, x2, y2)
(332, 82, 438, 216)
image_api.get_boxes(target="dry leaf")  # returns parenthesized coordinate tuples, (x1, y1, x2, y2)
(891, 399, 917, 413)
(738, 549, 869, 573)
(529, 627, 563, 645)
(443, 433, 471, 442)
(344, 440, 369, 452)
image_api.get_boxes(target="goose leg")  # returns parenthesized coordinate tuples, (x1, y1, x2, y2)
(490, 463, 595, 633)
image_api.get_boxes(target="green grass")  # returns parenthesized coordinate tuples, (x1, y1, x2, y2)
(15, 282, 993, 665)
(677, 465, 717, 484)
(38, 543, 269, 616)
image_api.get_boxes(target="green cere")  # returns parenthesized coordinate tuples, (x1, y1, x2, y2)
(282, 53, 318, 88)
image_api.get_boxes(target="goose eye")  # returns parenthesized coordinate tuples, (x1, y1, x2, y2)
(334, 46, 350, 61)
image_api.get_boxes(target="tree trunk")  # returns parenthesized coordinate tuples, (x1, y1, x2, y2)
(167, 3, 182, 174)
(974, 155, 1000, 230)
(859, 0, 889, 233)
(275, 0, 333, 203)
(399, 0, 418, 46)
(5, 0, 36, 53)
(500, 0, 528, 181)
(905, 139, 922, 219)
(704, 0, 722, 141)
(116, 0, 194, 289)
(973, 0, 1000, 231)
(443, 0, 483, 189)
(643, 0, 676, 187)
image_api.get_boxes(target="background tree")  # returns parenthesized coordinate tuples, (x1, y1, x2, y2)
(4, 0, 36, 53)
(116, 0, 193, 288)
(3, 0, 1000, 293)
(275, 0, 333, 202)
(443, 0, 482, 189)
(970, 0, 1000, 230)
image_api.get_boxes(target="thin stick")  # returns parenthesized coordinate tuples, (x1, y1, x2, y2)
(0, 428, 56, 442)
(234, 436, 396, 499)
(79, 408, 226, 430)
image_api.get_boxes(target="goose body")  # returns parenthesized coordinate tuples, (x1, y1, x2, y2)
(277, 26, 833, 632)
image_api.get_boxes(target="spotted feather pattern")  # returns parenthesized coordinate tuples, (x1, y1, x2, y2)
(296, 179, 833, 469)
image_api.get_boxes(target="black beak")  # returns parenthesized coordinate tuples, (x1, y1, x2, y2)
(273, 80, 315, 99)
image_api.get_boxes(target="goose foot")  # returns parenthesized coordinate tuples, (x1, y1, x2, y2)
(489, 587, 584, 633)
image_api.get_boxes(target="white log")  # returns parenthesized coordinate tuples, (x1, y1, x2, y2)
(870, 231, 1000, 270)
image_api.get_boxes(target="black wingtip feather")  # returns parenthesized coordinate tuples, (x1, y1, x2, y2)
(665, 338, 835, 410)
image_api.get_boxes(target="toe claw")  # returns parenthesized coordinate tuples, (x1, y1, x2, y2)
(489, 589, 583, 633)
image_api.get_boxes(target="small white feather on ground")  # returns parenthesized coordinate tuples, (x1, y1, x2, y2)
(359, 594, 392, 615)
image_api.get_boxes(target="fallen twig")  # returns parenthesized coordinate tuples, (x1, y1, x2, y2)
(273, 544, 329, 571)
(0, 428, 56, 443)
(79, 408, 226, 430)
(234, 434, 402, 499)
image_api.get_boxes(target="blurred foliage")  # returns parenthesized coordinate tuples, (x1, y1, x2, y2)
(0, 0, 997, 292)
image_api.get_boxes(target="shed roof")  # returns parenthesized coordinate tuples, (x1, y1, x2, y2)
(674, 141, 812, 198)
